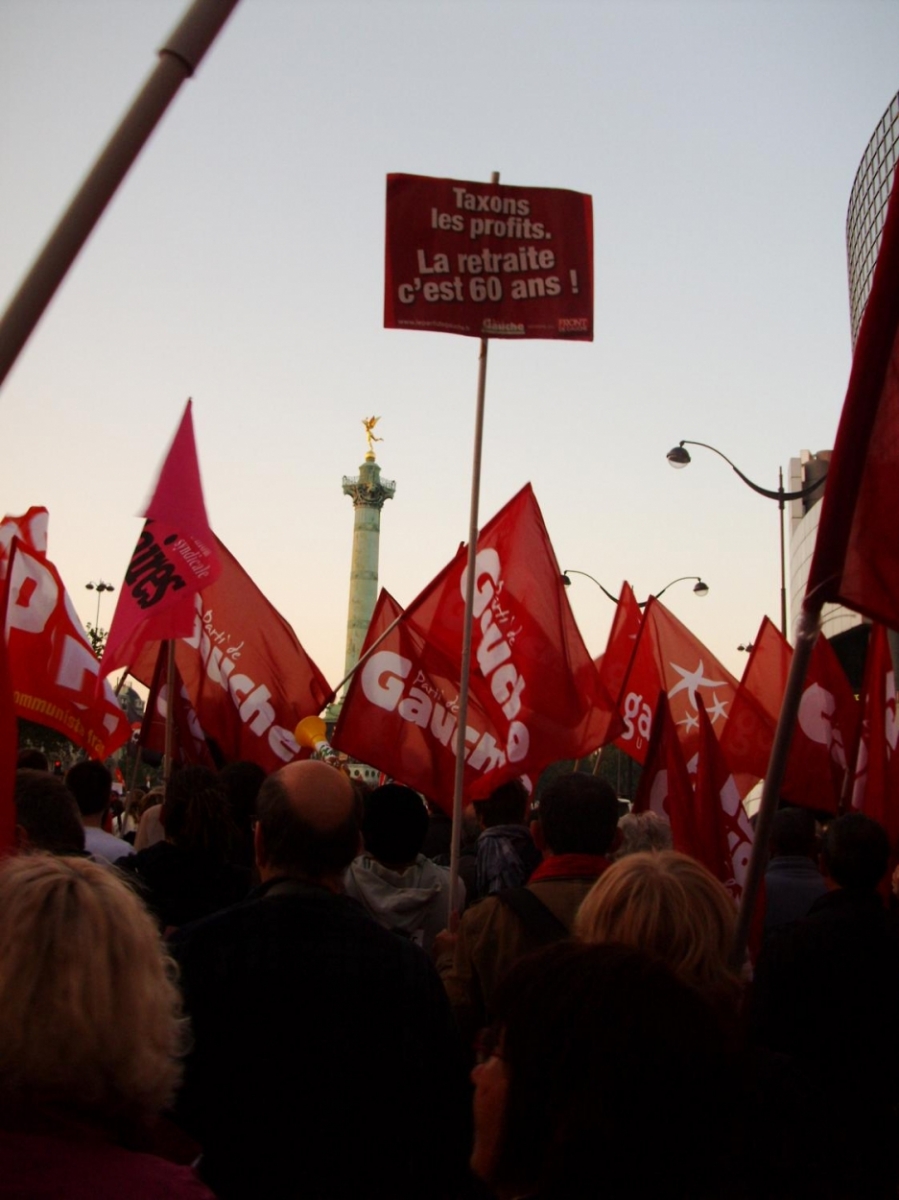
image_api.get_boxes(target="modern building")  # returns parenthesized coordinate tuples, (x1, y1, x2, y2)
(846, 90, 899, 347)
(786, 92, 898, 685)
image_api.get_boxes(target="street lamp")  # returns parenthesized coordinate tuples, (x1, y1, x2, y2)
(666, 439, 826, 638)
(561, 569, 709, 608)
(85, 580, 115, 628)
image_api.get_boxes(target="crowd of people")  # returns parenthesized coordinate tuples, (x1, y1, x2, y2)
(2, 747, 899, 1198)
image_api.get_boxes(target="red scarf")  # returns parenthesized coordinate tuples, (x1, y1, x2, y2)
(530, 853, 611, 883)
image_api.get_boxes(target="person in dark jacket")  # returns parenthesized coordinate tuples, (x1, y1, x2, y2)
(169, 761, 470, 1200)
(751, 813, 899, 1198)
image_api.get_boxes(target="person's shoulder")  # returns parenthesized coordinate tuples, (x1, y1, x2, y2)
(458, 892, 502, 935)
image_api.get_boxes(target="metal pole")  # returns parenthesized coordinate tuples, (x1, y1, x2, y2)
(778, 468, 788, 639)
(448, 171, 500, 923)
(0, 0, 241, 391)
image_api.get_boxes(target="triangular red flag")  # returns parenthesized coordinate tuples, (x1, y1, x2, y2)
(102, 401, 221, 680)
(804, 162, 899, 625)
(614, 597, 738, 765)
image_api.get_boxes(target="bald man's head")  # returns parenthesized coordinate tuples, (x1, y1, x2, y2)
(255, 761, 361, 884)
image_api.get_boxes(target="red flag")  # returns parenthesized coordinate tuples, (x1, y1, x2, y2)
(851, 625, 899, 842)
(804, 163, 899, 625)
(401, 485, 621, 763)
(718, 618, 792, 795)
(129, 536, 331, 773)
(692, 700, 756, 907)
(631, 693, 699, 855)
(615, 597, 739, 765)
(718, 617, 859, 814)
(0, 507, 48, 576)
(595, 582, 642, 704)
(787, 630, 859, 813)
(102, 401, 221, 679)
(6, 540, 131, 760)
(333, 591, 527, 811)
(333, 485, 622, 807)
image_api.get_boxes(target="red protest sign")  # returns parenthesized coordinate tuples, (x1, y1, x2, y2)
(384, 174, 593, 340)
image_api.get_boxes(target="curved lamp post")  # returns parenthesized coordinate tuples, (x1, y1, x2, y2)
(666, 439, 826, 637)
(85, 579, 115, 628)
(561, 569, 709, 608)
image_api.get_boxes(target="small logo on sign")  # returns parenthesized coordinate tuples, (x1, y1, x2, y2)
(558, 317, 589, 333)
(482, 319, 525, 336)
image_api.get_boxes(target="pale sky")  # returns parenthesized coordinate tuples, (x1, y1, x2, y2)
(1, 0, 897, 697)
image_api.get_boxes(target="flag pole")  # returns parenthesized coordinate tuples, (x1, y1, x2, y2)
(0, 0, 241, 392)
(730, 601, 821, 968)
(448, 172, 499, 924)
(319, 608, 409, 712)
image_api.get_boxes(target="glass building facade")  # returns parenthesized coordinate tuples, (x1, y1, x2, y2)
(846, 90, 899, 346)
(787, 93, 898, 676)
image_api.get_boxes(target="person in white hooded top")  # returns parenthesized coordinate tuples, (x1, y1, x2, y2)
(345, 784, 465, 953)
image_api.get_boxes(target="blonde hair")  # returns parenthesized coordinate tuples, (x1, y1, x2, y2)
(575, 851, 740, 1006)
(0, 853, 186, 1133)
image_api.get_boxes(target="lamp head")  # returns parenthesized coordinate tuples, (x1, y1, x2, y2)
(667, 444, 691, 468)
(561, 572, 572, 587)
(692, 579, 709, 598)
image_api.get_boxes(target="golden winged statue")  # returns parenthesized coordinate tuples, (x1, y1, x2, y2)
(362, 415, 383, 456)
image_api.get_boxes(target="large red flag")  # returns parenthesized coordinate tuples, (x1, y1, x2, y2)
(851, 624, 899, 846)
(401, 484, 622, 764)
(719, 617, 859, 814)
(102, 401, 221, 680)
(6, 540, 132, 760)
(333, 486, 622, 806)
(595, 582, 642, 704)
(333, 591, 530, 811)
(614, 597, 738, 765)
(804, 163, 899, 625)
(129, 536, 331, 773)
